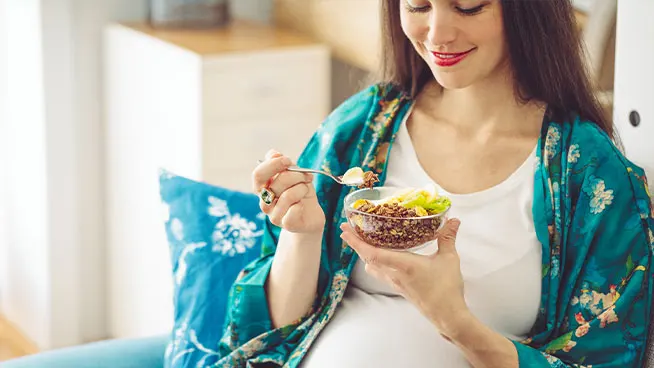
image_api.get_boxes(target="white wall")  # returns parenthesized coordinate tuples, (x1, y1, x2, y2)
(1, 0, 147, 350)
(4, 0, 52, 348)
(69, 0, 148, 343)
(613, 1, 654, 174)
(0, 0, 9, 311)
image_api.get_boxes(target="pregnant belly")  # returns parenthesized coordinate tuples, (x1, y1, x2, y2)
(299, 287, 472, 368)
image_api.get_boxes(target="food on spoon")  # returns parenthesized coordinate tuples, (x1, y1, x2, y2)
(360, 171, 380, 189)
(341, 167, 365, 186)
(341, 167, 380, 189)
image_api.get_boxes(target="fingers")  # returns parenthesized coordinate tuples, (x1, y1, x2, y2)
(252, 153, 293, 193)
(340, 223, 413, 273)
(265, 149, 282, 160)
(269, 171, 312, 197)
(268, 183, 311, 227)
(435, 218, 461, 255)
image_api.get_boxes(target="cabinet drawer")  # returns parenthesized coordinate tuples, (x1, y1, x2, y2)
(202, 47, 330, 121)
(202, 117, 320, 174)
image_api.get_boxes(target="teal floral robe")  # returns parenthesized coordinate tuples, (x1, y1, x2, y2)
(216, 84, 654, 367)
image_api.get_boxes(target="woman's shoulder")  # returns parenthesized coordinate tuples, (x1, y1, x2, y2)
(551, 117, 651, 212)
(546, 116, 637, 172)
(319, 82, 408, 133)
(567, 118, 645, 176)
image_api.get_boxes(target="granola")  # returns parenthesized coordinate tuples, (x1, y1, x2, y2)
(346, 188, 451, 250)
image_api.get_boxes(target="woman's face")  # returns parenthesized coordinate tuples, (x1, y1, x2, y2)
(400, 0, 507, 89)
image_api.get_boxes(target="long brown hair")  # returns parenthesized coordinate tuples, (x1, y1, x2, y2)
(379, 0, 615, 139)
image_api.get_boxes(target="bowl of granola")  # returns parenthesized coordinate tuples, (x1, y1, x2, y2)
(343, 186, 451, 251)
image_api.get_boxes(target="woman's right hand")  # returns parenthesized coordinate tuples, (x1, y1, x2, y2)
(252, 150, 326, 235)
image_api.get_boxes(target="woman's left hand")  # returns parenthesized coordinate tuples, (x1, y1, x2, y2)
(340, 218, 471, 337)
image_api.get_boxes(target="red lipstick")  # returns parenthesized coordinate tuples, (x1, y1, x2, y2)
(431, 49, 475, 67)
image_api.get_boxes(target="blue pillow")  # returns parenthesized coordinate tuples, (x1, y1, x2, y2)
(158, 169, 265, 368)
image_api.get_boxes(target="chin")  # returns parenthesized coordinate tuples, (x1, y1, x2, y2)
(431, 71, 476, 90)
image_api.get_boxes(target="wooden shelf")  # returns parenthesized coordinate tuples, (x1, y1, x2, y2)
(120, 19, 321, 56)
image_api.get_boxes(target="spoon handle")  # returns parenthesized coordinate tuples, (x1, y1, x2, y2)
(287, 167, 342, 183)
(287, 166, 325, 175)
(256, 159, 343, 184)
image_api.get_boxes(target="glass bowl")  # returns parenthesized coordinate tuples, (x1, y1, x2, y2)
(343, 187, 451, 251)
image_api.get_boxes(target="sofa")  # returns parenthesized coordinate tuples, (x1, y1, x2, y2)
(2, 336, 168, 368)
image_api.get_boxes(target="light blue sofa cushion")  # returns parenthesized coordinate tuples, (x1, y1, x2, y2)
(2, 335, 168, 368)
(159, 170, 265, 367)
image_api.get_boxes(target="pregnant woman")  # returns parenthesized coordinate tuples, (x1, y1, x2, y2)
(216, 0, 654, 367)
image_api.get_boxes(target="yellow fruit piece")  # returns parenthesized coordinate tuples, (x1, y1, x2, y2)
(352, 199, 370, 209)
(414, 206, 428, 216)
(351, 215, 363, 227)
(390, 188, 415, 202)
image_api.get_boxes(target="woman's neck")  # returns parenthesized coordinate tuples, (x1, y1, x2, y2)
(419, 67, 545, 140)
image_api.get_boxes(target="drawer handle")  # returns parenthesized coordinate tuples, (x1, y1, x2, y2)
(629, 110, 641, 127)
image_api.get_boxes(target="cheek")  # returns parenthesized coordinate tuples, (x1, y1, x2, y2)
(400, 12, 427, 43)
(478, 29, 503, 54)
(475, 13, 506, 57)
(486, 27, 507, 63)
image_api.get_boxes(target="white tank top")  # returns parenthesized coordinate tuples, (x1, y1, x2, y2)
(301, 110, 543, 368)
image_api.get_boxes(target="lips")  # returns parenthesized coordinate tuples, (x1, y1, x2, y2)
(430, 48, 475, 67)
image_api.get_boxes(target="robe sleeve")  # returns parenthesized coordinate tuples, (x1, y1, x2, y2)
(513, 126, 654, 367)
(216, 84, 381, 363)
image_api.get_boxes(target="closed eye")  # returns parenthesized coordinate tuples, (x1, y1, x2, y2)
(455, 4, 486, 16)
(404, 1, 431, 13)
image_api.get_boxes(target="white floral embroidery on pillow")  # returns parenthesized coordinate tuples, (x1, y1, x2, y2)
(175, 242, 207, 286)
(171, 218, 184, 241)
(208, 196, 230, 217)
(212, 215, 262, 256)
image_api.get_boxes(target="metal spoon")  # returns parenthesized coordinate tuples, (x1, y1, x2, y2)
(256, 160, 362, 187)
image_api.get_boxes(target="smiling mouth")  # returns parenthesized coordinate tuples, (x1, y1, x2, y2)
(430, 48, 476, 67)
(431, 49, 475, 58)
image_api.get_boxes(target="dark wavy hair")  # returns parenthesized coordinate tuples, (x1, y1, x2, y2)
(379, 0, 615, 139)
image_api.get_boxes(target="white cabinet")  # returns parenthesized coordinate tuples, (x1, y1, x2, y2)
(103, 21, 330, 338)
(613, 2, 654, 175)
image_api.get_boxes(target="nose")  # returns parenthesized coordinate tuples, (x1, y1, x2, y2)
(426, 7, 457, 47)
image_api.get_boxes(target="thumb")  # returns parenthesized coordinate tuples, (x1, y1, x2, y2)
(265, 149, 283, 160)
(436, 218, 461, 254)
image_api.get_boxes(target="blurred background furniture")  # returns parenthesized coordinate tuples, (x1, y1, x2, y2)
(579, 0, 618, 118)
(103, 20, 330, 339)
(580, 0, 617, 88)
